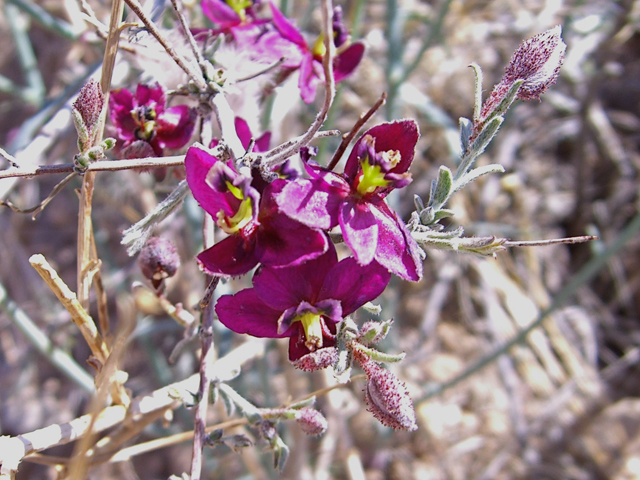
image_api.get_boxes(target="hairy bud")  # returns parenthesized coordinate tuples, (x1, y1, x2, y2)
(138, 237, 180, 290)
(294, 408, 328, 436)
(73, 79, 104, 150)
(479, 26, 566, 124)
(355, 350, 417, 431)
(292, 347, 338, 372)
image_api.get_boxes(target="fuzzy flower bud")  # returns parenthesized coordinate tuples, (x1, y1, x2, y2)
(504, 25, 566, 100)
(294, 408, 328, 436)
(292, 347, 339, 372)
(74, 80, 104, 133)
(138, 237, 180, 290)
(479, 26, 566, 124)
(73, 79, 105, 151)
(355, 350, 417, 431)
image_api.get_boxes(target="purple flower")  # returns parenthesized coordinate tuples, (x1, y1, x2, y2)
(215, 242, 391, 361)
(185, 145, 327, 276)
(209, 116, 271, 153)
(275, 120, 423, 282)
(255, 2, 365, 103)
(200, 0, 268, 40)
(109, 83, 196, 158)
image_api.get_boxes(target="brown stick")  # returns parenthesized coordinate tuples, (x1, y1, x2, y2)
(327, 92, 387, 171)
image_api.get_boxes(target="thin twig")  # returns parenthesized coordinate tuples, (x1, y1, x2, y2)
(189, 277, 220, 479)
(1, 173, 75, 219)
(0, 154, 186, 179)
(236, 57, 286, 83)
(327, 92, 387, 170)
(123, 0, 206, 90)
(503, 236, 598, 248)
(169, 0, 207, 75)
(29, 254, 109, 365)
(262, 0, 336, 169)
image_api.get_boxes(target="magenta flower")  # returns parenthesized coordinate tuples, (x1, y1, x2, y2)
(215, 242, 390, 361)
(185, 145, 326, 276)
(275, 120, 423, 282)
(200, 0, 268, 40)
(255, 2, 365, 103)
(209, 116, 271, 153)
(109, 83, 196, 158)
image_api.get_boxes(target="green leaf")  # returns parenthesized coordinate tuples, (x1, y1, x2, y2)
(459, 116, 472, 153)
(431, 165, 453, 209)
(453, 164, 505, 194)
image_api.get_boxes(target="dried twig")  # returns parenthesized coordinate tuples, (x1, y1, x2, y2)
(123, 0, 206, 90)
(327, 92, 387, 171)
(262, 0, 336, 169)
(189, 277, 220, 480)
(29, 254, 109, 365)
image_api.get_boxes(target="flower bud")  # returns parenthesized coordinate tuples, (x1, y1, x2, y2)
(138, 237, 180, 290)
(292, 347, 338, 372)
(355, 350, 417, 431)
(73, 79, 104, 149)
(294, 407, 328, 436)
(504, 25, 566, 101)
(479, 26, 566, 123)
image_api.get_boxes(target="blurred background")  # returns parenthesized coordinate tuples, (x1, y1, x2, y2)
(1, 0, 640, 478)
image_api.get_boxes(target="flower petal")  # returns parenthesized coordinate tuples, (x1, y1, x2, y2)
(319, 257, 390, 315)
(299, 54, 321, 103)
(369, 199, 423, 282)
(333, 42, 365, 83)
(344, 120, 419, 181)
(185, 145, 232, 217)
(269, 1, 306, 47)
(215, 289, 286, 337)
(109, 88, 137, 143)
(202, 0, 240, 27)
(196, 235, 259, 277)
(339, 198, 378, 265)
(156, 105, 196, 149)
(275, 176, 346, 230)
(255, 211, 328, 268)
(252, 243, 338, 311)
(135, 83, 165, 113)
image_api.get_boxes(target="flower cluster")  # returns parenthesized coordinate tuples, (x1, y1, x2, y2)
(185, 119, 422, 365)
(202, 0, 364, 102)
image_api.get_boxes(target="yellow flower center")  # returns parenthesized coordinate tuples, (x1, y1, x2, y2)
(356, 159, 389, 195)
(226, 0, 251, 22)
(295, 312, 324, 351)
(312, 34, 326, 58)
(216, 181, 254, 234)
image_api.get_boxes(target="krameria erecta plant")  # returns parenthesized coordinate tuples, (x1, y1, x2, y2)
(0, 0, 596, 477)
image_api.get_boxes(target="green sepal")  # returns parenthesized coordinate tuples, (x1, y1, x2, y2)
(433, 209, 455, 222)
(354, 344, 406, 363)
(287, 396, 317, 410)
(467, 116, 503, 162)
(459, 116, 472, 154)
(431, 165, 453, 210)
(272, 436, 290, 472)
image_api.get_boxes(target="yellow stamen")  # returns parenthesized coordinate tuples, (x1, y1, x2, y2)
(312, 34, 326, 58)
(356, 159, 389, 195)
(296, 312, 323, 351)
(216, 181, 254, 234)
